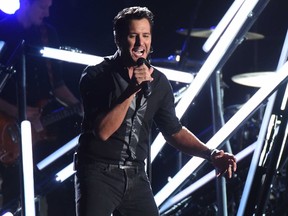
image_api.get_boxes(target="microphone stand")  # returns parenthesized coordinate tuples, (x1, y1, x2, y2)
(210, 69, 232, 216)
(18, 40, 27, 216)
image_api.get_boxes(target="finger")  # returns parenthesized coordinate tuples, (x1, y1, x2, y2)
(233, 161, 237, 172)
(228, 165, 233, 178)
(216, 168, 226, 177)
(229, 159, 237, 172)
(228, 171, 232, 178)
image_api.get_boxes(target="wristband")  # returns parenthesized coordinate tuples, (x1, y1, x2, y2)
(204, 148, 219, 163)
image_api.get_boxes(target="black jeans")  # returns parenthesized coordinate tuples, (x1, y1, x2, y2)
(75, 161, 159, 216)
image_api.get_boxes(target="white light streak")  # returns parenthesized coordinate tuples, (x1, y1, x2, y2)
(40, 47, 103, 65)
(203, 0, 246, 52)
(36, 135, 80, 170)
(151, 0, 260, 165)
(155, 60, 288, 207)
(40, 47, 194, 84)
(21, 120, 36, 216)
(55, 162, 75, 182)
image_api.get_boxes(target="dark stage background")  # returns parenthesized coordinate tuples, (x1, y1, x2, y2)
(1, 0, 288, 215)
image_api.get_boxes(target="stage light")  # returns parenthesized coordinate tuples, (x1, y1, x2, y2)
(0, 40, 5, 53)
(151, 0, 261, 165)
(153, 66, 194, 84)
(40, 47, 194, 84)
(36, 135, 79, 170)
(203, 0, 246, 52)
(154, 60, 288, 207)
(40, 47, 103, 66)
(237, 29, 288, 215)
(55, 162, 75, 182)
(1, 212, 14, 216)
(153, 0, 269, 206)
(21, 120, 36, 216)
(0, 0, 19, 14)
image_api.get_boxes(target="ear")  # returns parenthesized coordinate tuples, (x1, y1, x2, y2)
(113, 31, 120, 48)
(114, 37, 119, 48)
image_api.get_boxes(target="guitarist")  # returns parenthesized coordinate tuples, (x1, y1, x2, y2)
(0, 0, 82, 215)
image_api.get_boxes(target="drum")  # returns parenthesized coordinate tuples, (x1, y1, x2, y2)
(224, 104, 261, 154)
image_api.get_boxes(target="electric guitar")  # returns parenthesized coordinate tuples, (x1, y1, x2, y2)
(0, 103, 82, 165)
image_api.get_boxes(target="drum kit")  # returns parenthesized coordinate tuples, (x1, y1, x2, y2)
(152, 27, 267, 153)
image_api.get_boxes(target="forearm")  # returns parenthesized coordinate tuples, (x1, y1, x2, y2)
(93, 81, 140, 140)
(165, 127, 214, 160)
(95, 94, 135, 141)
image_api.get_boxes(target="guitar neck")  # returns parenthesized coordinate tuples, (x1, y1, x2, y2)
(40, 104, 81, 127)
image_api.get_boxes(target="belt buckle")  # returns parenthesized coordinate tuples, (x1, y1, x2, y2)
(119, 165, 131, 169)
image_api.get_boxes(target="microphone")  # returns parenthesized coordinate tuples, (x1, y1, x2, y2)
(136, 57, 152, 98)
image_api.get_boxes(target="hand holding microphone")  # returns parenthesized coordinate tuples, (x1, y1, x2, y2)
(136, 57, 152, 98)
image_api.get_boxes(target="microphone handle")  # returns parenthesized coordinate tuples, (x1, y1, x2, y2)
(143, 81, 151, 98)
(137, 58, 152, 98)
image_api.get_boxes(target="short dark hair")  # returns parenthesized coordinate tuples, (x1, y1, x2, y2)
(113, 6, 154, 45)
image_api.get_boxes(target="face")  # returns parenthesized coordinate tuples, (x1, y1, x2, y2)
(119, 18, 152, 65)
(26, 0, 52, 26)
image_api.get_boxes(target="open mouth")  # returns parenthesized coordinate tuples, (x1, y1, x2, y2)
(132, 48, 145, 57)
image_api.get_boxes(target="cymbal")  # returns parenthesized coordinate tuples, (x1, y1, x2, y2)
(231, 72, 275, 88)
(176, 28, 265, 40)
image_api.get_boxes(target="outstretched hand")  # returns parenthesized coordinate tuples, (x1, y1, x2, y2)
(211, 150, 237, 178)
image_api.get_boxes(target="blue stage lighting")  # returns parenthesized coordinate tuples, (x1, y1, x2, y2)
(0, 0, 19, 15)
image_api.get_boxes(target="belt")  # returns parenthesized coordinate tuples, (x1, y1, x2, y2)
(75, 154, 144, 170)
(108, 162, 140, 170)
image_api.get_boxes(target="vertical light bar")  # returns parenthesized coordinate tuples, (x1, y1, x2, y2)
(21, 120, 36, 216)
(151, 0, 260, 163)
(237, 29, 288, 216)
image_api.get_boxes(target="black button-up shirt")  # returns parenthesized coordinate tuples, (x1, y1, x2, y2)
(77, 52, 182, 164)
